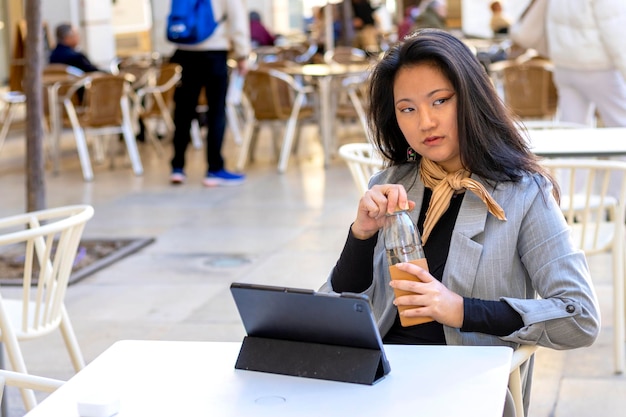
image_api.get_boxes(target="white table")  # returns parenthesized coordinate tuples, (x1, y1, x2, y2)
(25, 340, 512, 417)
(527, 127, 626, 157)
(281, 63, 372, 167)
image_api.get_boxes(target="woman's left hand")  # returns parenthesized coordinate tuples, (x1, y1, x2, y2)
(389, 262, 465, 328)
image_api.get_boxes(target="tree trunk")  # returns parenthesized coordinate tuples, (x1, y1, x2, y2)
(24, 0, 46, 212)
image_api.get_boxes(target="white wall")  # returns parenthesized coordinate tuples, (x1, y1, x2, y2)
(81, 0, 116, 68)
(112, 0, 153, 33)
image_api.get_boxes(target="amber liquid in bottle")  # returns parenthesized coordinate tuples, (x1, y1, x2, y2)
(384, 210, 434, 327)
(387, 257, 434, 326)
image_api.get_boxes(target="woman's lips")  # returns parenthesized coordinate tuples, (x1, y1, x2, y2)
(424, 136, 443, 144)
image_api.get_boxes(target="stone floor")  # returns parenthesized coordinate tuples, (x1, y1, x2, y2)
(0, 121, 624, 416)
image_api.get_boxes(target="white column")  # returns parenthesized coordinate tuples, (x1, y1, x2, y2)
(80, 0, 116, 68)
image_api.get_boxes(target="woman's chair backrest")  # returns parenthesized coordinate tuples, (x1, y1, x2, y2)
(540, 157, 626, 374)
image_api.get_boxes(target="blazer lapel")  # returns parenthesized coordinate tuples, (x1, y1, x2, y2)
(444, 176, 492, 296)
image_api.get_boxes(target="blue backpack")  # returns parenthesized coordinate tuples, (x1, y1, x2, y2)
(166, 0, 225, 45)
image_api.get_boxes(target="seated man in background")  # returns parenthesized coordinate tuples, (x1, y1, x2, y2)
(49, 23, 100, 73)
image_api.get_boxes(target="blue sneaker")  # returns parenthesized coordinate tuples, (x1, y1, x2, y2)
(170, 168, 186, 185)
(203, 169, 245, 187)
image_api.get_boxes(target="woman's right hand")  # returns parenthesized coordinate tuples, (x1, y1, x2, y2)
(351, 184, 416, 240)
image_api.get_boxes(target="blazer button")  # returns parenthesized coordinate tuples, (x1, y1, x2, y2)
(566, 304, 575, 313)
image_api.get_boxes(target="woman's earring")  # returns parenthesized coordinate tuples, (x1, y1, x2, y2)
(407, 147, 418, 161)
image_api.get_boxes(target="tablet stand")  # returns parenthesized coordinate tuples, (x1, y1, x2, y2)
(235, 336, 386, 385)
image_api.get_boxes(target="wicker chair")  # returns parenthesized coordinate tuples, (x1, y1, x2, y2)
(110, 53, 161, 90)
(42, 64, 87, 172)
(236, 67, 316, 173)
(490, 57, 557, 120)
(62, 74, 143, 181)
(134, 62, 182, 155)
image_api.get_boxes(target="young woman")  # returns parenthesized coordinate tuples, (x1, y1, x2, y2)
(322, 29, 600, 413)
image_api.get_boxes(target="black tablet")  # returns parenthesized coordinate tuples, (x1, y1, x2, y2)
(230, 282, 391, 384)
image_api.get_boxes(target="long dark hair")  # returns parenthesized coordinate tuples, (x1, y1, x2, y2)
(368, 29, 557, 196)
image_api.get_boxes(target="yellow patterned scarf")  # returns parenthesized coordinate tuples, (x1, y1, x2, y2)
(419, 158, 506, 244)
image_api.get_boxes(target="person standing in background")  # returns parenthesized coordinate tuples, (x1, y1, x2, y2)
(489, 1, 511, 36)
(546, 0, 626, 127)
(397, 6, 418, 40)
(49, 23, 100, 73)
(168, 0, 251, 186)
(351, 0, 379, 53)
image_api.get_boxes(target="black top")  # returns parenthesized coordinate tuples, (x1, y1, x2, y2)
(49, 44, 100, 73)
(331, 188, 524, 345)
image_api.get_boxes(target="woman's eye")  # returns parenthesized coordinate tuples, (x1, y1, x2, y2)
(398, 107, 414, 113)
(434, 98, 448, 105)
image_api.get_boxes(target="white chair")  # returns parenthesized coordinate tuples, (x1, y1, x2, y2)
(338, 142, 384, 195)
(62, 74, 143, 181)
(0, 204, 94, 410)
(225, 67, 247, 147)
(335, 72, 371, 142)
(507, 345, 538, 417)
(0, 370, 65, 406)
(541, 158, 626, 374)
(0, 91, 26, 155)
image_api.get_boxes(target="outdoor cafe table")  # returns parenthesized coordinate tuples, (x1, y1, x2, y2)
(25, 340, 512, 417)
(279, 63, 372, 167)
(526, 127, 626, 157)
